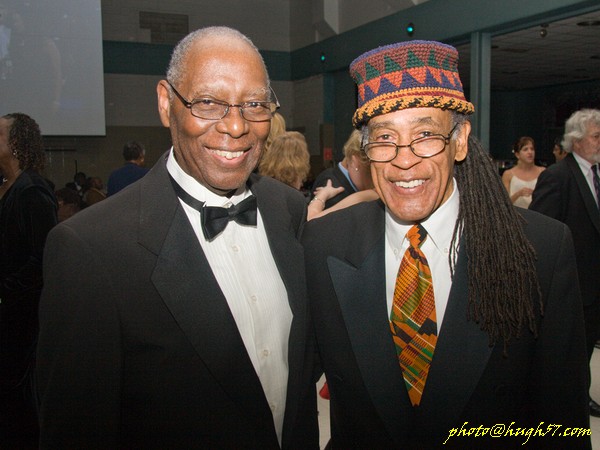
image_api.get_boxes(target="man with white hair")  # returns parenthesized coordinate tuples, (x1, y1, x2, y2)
(531, 108, 600, 417)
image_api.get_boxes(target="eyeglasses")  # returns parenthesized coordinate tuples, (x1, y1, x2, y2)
(166, 80, 280, 122)
(362, 123, 459, 162)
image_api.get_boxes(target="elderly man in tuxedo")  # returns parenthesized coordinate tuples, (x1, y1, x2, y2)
(302, 40, 590, 448)
(36, 26, 318, 449)
(530, 108, 600, 417)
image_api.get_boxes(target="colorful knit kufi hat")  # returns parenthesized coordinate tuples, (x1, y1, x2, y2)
(350, 40, 474, 128)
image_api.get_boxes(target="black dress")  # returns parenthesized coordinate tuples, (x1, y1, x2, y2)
(0, 169, 57, 445)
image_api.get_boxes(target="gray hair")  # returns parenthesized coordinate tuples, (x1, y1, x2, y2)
(561, 108, 600, 153)
(166, 26, 269, 89)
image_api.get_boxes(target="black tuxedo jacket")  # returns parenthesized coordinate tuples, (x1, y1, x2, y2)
(302, 200, 590, 449)
(36, 152, 319, 449)
(530, 153, 600, 307)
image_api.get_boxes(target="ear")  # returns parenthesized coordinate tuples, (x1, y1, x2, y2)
(454, 120, 471, 162)
(157, 80, 172, 128)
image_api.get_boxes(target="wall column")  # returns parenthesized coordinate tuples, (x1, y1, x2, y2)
(469, 32, 491, 151)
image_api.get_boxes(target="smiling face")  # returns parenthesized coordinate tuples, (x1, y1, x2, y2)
(157, 37, 271, 195)
(367, 107, 470, 222)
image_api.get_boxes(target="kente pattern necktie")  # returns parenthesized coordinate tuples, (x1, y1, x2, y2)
(390, 224, 437, 407)
(169, 175, 258, 240)
(592, 164, 600, 209)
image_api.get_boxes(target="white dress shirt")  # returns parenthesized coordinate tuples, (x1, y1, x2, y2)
(167, 150, 292, 446)
(384, 179, 461, 333)
(573, 152, 599, 206)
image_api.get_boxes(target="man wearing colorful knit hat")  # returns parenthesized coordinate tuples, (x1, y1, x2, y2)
(303, 40, 590, 448)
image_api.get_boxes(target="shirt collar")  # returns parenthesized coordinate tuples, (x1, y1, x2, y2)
(337, 161, 358, 191)
(166, 147, 250, 207)
(385, 178, 460, 252)
(572, 151, 595, 175)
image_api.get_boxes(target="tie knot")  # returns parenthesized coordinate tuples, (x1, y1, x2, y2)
(201, 195, 258, 240)
(406, 224, 427, 248)
(592, 164, 599, 176)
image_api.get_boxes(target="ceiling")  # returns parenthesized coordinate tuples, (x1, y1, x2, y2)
(455, 10, 600, 91)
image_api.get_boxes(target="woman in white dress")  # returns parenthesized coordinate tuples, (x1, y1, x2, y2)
(501, 136, 546, 208)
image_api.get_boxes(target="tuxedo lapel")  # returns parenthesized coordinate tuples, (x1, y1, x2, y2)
(138, 158, 275, 433)
(328, 202, 413, 442)
(419, 241, 493, 431)
(566, 155, 600, 235)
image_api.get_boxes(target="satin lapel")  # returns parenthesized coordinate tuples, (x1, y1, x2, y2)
(419, 242, 493, 431)
(140, 158, 274, 429)
(566, 155, 600, 235)
(329, 203, 412, 441)
(248, 175, 308, 444)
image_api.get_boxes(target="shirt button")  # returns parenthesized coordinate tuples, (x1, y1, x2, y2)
(262, 349, 270, 357)
(269, 403, 276, 412)
(250, 295, 258, 303)
(232, 245, 240, 252)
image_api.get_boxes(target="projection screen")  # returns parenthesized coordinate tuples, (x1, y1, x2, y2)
(0, 0, 105, 135)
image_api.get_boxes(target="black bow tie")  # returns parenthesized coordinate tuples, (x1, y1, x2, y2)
(169, 174, 257, 240)
(201, 195, 258, 240)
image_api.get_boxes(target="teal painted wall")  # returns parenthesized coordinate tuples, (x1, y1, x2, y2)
(103, 41, 291, 80)
(101, 0, 600, 158)
(104, 0, 600, 80)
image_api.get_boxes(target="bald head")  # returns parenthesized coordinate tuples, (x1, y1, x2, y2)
(166, 26, 269, 89)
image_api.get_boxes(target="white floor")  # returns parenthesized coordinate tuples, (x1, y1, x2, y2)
(317, 349, 600, 449)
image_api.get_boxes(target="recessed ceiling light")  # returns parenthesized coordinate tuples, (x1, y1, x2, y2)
(576, 20, 600, 27)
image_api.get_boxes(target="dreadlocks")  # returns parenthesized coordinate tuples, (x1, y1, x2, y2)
(4, 113, 46, 173)
(450, 117, 542, 347)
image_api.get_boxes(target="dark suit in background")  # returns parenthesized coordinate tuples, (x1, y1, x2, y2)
(530, 108, 600, 416)
(530, 153, 600, 358)
(311, 163, 357, 208)
(106, 161, 149, 196)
